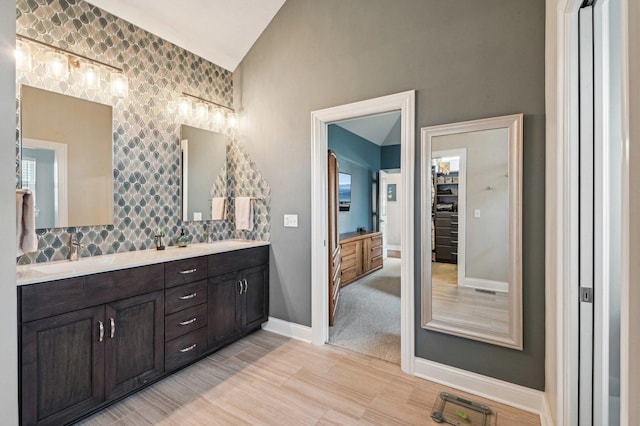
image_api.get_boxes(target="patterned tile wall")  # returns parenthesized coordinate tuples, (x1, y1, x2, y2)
(15, 0, 270, 264)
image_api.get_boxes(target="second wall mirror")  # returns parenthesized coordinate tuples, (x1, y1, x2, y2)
(421, 114, 523, 350)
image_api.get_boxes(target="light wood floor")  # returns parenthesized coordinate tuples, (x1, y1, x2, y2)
(432, 262, 509, 334)
(78, 330, 540, 425)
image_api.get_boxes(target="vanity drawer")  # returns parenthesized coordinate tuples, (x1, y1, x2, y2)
(165, 280, 207, 314)
(436, 236, 458, 246)
(208, 245, 269, 276)
(165, 257, 207, 288)
(165, 303, 207, 341)
(21, 264, 164, 322)
(165, 327, 208, 371)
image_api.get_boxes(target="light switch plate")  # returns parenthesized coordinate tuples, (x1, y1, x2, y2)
(474, 209, 481, 218)
(193, 212, 202, 221)
(284, 214, 298, 227)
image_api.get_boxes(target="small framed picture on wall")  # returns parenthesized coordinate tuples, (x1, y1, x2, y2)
(387, 184, 397, 201)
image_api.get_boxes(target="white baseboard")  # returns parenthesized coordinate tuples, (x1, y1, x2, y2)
(540, 394, 554, 426)
(462, 277, 509, 293)
(261, 316, 312, 343)
(414, 357, 546, 422)
(386, 244, 401, 251)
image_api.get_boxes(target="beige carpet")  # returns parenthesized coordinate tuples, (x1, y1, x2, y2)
(328, 258, 401, 364)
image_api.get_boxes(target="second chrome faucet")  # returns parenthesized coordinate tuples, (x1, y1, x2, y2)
(69, 234, 83, 261)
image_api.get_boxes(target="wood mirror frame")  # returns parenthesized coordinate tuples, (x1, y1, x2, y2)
(420, 113, 523, 350)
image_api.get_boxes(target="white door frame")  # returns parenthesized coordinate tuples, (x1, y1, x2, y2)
(379, 169, 388, 260)
(311, 90, 415, 374)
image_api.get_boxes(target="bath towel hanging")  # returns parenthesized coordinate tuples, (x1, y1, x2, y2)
(16, 189, 37, 256)
(210, 197, 226, 221)
(235, 197, 254, 231)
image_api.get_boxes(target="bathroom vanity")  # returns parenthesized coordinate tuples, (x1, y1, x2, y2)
(17, 241, 269, 426)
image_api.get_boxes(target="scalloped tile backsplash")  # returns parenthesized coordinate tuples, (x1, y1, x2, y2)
(15, 0, 270, 264)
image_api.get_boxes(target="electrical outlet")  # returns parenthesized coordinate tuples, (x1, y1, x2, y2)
(193, 212, 202, 221)
(474, 209, 481, 218)
(284, 214, 298, 227)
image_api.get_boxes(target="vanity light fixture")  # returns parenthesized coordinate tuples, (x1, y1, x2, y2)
(15, 40, 32, 71)
(181, 92, 236, 131)
(177, 95, 192, 119)
(16, 34, 128, 98)
(45, 51, 68, 80)
(80, 62, 101, 90)
(109, 71, 129, 98)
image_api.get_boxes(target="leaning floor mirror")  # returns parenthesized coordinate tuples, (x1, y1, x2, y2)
(421, 114, 523, 350)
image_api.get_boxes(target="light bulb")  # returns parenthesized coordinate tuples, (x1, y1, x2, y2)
(80, 62, 100, 89)
(110, 71, 128, 97)
(195, 101, 209, 121)
(177, 96, 192, 119)
(45, 51, 68, 80)
(15, 40, 32, 71)
(227, 112, 238, 129)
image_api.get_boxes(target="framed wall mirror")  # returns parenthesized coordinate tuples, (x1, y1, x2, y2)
(20, 85, 113, 229)
(420, 114, 523, 350)
(180, 125, 227, 222)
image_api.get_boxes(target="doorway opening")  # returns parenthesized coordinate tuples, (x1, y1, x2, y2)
(326, 113, 403, 363)
(310, 91, 415, 374)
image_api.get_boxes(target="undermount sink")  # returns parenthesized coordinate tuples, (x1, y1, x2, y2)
(30, 256, 116, 275)
(190, 240, 252, 251)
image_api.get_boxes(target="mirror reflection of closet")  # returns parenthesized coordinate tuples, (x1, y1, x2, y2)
(421, 114, 523, 350)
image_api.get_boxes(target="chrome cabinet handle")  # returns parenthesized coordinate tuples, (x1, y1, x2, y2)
(179, 343, 197, 353)
(98, 321, 104, 342)
(238, 280, 243, 294)
(179, 292, 197, 300)
(243, 279, 248, 293)
(178, 268, 197, 275)
(110, 318, 115, 338)
(179, 317, 197, 326)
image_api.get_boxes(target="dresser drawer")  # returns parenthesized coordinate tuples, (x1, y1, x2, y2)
(370, 245, 382, 258)
(370, 235, 382, 248)
(165, 327, 208, 370)
(341, 241, 357, 256)
(341, 266, 357, 284)
(165, 257, 207, 288)
(370, 255, 383, 270)
(165, 303, 207, 341)
(341, 253, 356, 270)
(165, 280, 207, 314)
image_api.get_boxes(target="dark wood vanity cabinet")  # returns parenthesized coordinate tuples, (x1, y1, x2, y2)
(19, 265, 165, 426)
(18, 245, 270, 426)
(208, 246, 269, 350)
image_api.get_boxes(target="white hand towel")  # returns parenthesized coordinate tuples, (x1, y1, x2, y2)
(211, 197, 226, 221)
(235, 197, 253, 231)
(17, 192, 37, 255)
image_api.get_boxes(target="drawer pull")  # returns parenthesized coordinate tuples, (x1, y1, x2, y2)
(179, 317, 197, 326)
(179, 292, 197, 300)
(179, 343, 197, 353)
(178, 268, 197, 275)
(110, 318, 116, 338)
(98, 321, 104, 342)
(243, 279, 248, 293)
(451, 222, 458, 225)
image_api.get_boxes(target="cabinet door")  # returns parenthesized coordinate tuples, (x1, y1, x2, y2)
(104, 291, 164, 399)
(21, 306, 105, 426)
(242, 265, 269, 331)
(208, 272, 241, 349)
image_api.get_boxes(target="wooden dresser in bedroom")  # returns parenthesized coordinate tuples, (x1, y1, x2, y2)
(339, 231, 383, 286)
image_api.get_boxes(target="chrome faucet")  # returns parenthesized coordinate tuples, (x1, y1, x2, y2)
(69, 234, 83, 261)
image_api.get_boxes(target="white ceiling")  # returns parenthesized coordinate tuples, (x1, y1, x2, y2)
(85, 0, 286, 71)
(335, 111, 401, 146)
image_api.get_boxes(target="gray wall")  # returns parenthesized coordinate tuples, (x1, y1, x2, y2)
(1, 0, 19, 421)
(236, 0, 545, 389)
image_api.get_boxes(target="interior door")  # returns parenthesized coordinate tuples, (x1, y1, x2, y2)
(328, 150, 341, 326)
(379, 170, 388, 260)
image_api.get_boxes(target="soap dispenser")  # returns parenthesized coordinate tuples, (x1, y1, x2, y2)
(176, 228, 188, 247)
(155, 228, 165, 250)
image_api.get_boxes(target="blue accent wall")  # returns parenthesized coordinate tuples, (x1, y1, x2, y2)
(328, 125, 380, 234)
(381, 144, 401, 169)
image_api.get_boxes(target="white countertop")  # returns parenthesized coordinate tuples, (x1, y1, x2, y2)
(16, 239, 270, 286)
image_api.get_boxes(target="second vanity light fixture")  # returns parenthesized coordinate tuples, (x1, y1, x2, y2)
(178, 92, 238, 132)
(15, 34, 129, 98)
